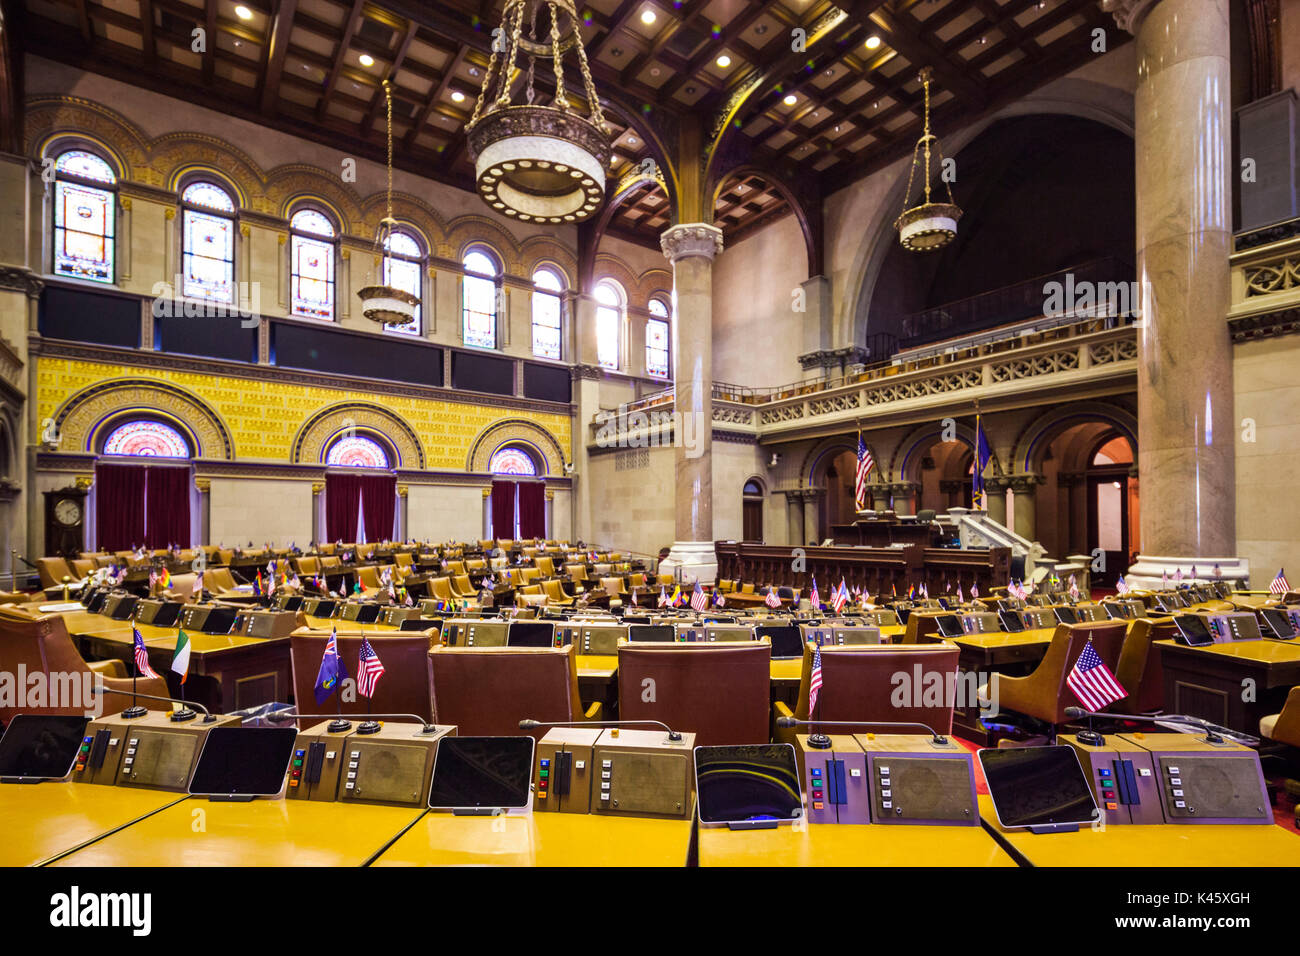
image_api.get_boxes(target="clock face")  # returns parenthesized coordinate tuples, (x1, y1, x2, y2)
(55, 498, 83, 526)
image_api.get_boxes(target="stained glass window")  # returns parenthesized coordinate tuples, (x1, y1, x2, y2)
(489, 447, 537, 476)
(463, 249, 498, 349)
(595, 281, 622, 371)
(326, 435, 390, 469)
(382, 229, 423, 335)
(532, 267, 563, 360)
(53, 151, 117, 284)
(181, 182, 236, 302)
(103, 420, 190, 458)
(647, 298, 670, 378)
(290, 208, 336, 320)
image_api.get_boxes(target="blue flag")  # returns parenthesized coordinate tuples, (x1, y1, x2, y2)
(972, 415, 992, 509)
(314, 627, 348, 706)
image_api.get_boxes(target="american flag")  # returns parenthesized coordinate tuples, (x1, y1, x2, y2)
(855, 435, 874, 511)
(690, 580, 709, 612)
(1068, 574, 1080, 602)
(1269, 568, 1291, 595)
(809, 646, 824, 714)
(830, 580, 848, 614)
(658, 586, 669, 607)
(1189, 565, 1198, 581)
(630, 587, 639, 607)
(1115, 575, 1129, 595)
(1174, 567, 1183, 584)
(765, 586, 782, 609)
(133, 627, 161, 679)
(957, 584, 965, 603)
(809, 577, 820, 608)
(356, 637, 385, 698)
(1066, 638, 1126, 712)
(971, 582, 979, 598)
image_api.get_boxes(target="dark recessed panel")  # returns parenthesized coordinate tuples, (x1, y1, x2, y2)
(272, 321, 443, 387)
(522, 362, 571, 403)
(40, 286, 140, 348)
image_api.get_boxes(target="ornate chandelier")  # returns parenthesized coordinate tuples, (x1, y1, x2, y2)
(466, 0, 611, 224)
(894, 67, 962, 253)
(358, 79, 420, 327)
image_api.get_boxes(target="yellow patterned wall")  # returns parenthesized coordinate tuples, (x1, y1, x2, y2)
(37, 357, 571, 469)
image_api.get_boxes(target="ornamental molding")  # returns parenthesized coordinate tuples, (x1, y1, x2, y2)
(1099, 0, 1162, 33)
(660, 223, 724, 263)
(0, 266, 43, 299)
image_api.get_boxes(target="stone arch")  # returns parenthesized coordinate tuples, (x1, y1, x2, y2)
(153, 134, 266, 209)
(519, 236, 578, 288)
(291, 403, 425, 469)
(841, 83, 1136, 348)
(52, 379, 234, 459)
(709, 164, 817, 276)
(467, 419, 566, 477)
(890, 421, 993, 485)
(268, 166, 365, 232)
(1011, 401, 1138, 475)
(446, 215, 525, 274)
(591, 253, 640, 304)
(356, 191, 448, 252)
(26, 96, 150, 182)
(800, 434, 884, 486)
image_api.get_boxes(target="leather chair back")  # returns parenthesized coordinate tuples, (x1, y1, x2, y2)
(444, 560, 466, 576)
(617, 641, 771, 745)
(791, 642, 961, 733)
(358, 566, 382, 590)
(565, 563, 588, 581)
(1114, 618, 1172, 713)
(289, 629, 435, 722)
(430, 577, 455, 602)
(37, 557, 74, 588)
(995, 621, 1129, 723)
(536, 556, 556, 577)
(428, 645, 583, 738)
(600, 576, 627, 598)
(206, 567, 237, 591)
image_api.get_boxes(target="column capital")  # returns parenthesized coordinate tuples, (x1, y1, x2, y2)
(660, 223, 724, 263)
(985, 474, 1013, 493)
(1008, 473, 1044, 494)
(1099, 0, 1161, 34)
(0, 266, 44, 299)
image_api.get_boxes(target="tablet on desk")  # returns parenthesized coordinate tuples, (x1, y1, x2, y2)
(0, 715, 90, 783)
(694, 743, 802, 828)
(428, 736, 534, 814)
(935, 613, 965, 638)
(188, 727, 297, 799)
(1053, 605, 1079, 625)
(1173, 614, 1214, 646)
(978, 746, 1097, 832)
(507, 621, 556, 647)
(1260, 607, 1297, 639)
(755, 624, 803, 659)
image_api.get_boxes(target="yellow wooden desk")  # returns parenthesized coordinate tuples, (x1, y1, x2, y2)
(373, 810, 694, 866)
(49, 798, 425, 867)
(1155, 638, 1300, 735)
(697, 820, 1016, 867)
(977, 795, 1300, 866)
(0, 783, 187, 866)
(302, 615, 399, 632)
(573, 655, 802, 683)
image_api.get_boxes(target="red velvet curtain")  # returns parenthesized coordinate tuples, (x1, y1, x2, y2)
(517, 481, 546, 539)
(490, 480, 516, 540)
(359, 474, 396, 543)
(95, 463, 146, 551)
(325, 473, 363, 542)
(144, 466, 191, 548)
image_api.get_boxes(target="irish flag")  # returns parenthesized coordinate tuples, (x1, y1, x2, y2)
(171, 629, 191, 684)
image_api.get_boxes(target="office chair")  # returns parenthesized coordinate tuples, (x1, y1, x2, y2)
(979, 622, 1128, 726)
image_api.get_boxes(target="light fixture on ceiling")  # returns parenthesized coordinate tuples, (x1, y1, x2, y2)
(641, 8, 657, 24)
(783, 93, 797, 105)
(865, 35, 881, 50)
(466, 0, 611, 224)
(358, 79, 420, 329)
(451, 90, 466, 102)
(627, 136, 637, 144)
(359, 53, 375, 67)
(894, 67, 962, 253)
(716, 54, 731, 68)
(235, 5, 253, 21)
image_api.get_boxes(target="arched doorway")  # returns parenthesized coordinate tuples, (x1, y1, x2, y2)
(487, 444, 547, 540)
(917, 440, 974, 514)
(822, 449, 859, 539)
(742, 478, 764, 542)
(1086, 435, 1136, 586)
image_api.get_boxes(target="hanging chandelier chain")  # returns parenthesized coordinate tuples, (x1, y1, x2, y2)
(549, 2, 570, 111)
(526, 1, 538, 105)
(383, 79, 394, 225)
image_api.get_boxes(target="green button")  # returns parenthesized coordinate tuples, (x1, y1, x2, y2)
(539, 770, 548, 778)
(293, 759, 302, 767)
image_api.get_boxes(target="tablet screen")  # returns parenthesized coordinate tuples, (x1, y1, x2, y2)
(0, 715, 89, 780)
(188, 727, 297, 796)
(429, 736, 534, 810)
(695, 744, 802, 824)
(978, 746, 1097, 829)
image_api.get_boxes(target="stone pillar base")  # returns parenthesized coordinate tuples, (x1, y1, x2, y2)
(658, 541, 718, 585)
(1125, 554, 1250, 589)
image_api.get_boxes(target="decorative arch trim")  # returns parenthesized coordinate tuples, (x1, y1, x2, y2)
(467, 419, 566, 477)
(290, 402, 424, 469)
(891, 421, 990, 485)
(1011, 402, 1139, 474)
(709, 165, 818, 276)
(800, 434, 882, 485)
(52, 379, 233, 459)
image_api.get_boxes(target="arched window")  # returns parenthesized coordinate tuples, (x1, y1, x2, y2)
(594, 280, 623, 371)
(532, 267, 563, 359)
(181, 181, 237, 302)
(462, 248, 499, 349)
(326, 435, 391, 469)
(102, 420, 191, 458)
(383, 228, 424, 335)
(646, 297, 670, 378)
(489, 446, 538, 476)
(290, 207, 337, 320)
(52, 149, 117, 284)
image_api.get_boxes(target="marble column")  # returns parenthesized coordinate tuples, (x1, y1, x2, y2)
(1104, 0, 1247, 585)
(1010, 474, 1042, 543)
(783, 491, 804, 547)
(570, 292, 602, 544)
(984, 475, 1010, 528)
(801, 489, 823, 546)
(657, 223, 723, 582)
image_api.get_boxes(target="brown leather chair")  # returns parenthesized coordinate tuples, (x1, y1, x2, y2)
(444, 560, 466, 577)
(565, 564, 589, 584)
(518, 567, 542, 585)
(1260, 686, 1300, 747)
(1113, 618, 1172, 713)
(450, 574, 477, 600)
(600, 576, 627, 599)
(428, 645, 599, 737)
(319, 556, 341, 570)
(37, 557, 75, 589)
(617, 640, 771, 745)
(981, 621, 1129, 725)
(70, 558, 97, 579)
(628, 572, 647, 589)
(0, 606, 170, 725)
(357, 566, 383, 590)
(205, 567, 237, 592)
(289, 628, 436, 722)
(394, 552, 414, 569)
(535, 556, 556, 577)
(774, 642, 962, 742)
(429, 577, 456, 603)
(543, 579, 574, 607)
(293, 556, 320, 576)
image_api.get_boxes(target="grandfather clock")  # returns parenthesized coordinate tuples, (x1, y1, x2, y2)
(45, 487, 88, 557)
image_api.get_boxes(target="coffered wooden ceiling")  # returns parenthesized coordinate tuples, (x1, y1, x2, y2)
(15, 0, 1121, 246)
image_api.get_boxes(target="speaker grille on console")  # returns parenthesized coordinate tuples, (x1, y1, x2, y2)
(1157, 755, 1269, 821)
(873, 756, 975, 822)
(345, 744, 427, 805)
(603, 752, 690, 816)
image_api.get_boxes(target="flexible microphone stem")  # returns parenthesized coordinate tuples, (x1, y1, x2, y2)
(1062, 707, 1243, 745)
(775, 716, 947, 746)
(267, 708, 440, 735)
(519, 717, 682, 742)
(94, 687, 215, 722)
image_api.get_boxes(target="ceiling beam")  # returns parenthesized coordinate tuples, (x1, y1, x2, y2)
(259, 0, 297, 113)
(317, 0, 366, 122)
(868, 3, 987, 109)
(360, 17, 417, 135)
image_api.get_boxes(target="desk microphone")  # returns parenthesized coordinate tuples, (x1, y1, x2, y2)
(95, 687, 216, 723)
(266, 708, 441, 736)
(518, 718, 682, 743)
(1062, 706, 1252, 746)
(774, 716, 948, 748)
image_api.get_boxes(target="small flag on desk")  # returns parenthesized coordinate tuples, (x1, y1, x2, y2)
(831, 580, 848, 614)
(1175, 567, 1183, 585)
(171, 629, 191, 684)
(670, 584, 683, 607)
(1068, 574, 1080, 602)
(809, 646, 823, 714)
(1066, 638, 1126, 712)
(1214, 563, 1222, 579)
(357, 637, 385, 698)
(957, 584, 965, 603)
(658, 586, 668, 607)
(1190, 565, 1198, 581)
(765, 586, 782, 609)
(314, 627, 348, 706)
(809, 577, 821, 609)
(1115, 575, 1129, 595)
(159, 568, 171, 589)
(971, 582, 979, 598)
(133, 628, 160, 680)
(1269, 568, 1291, 595)
(630, 587, 639, 607)
(714, 589, 725, 608)
(690, 580, 708, 612)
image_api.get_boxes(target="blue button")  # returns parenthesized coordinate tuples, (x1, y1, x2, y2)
(295, 749, 305, 757)
(540, 759, 550, 766)
(1099, 769, 1111, 776)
